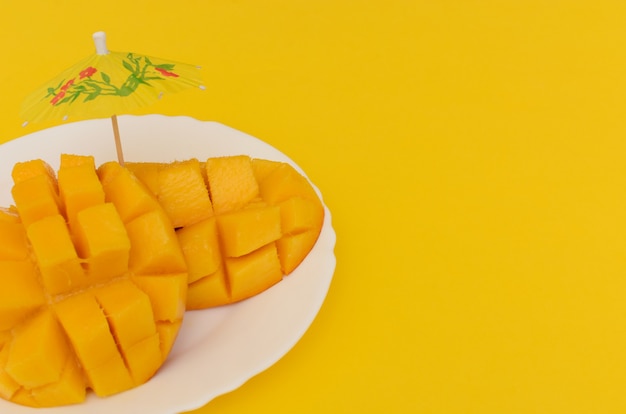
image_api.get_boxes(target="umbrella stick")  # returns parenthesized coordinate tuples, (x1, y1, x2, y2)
(111, 114, 125, 166)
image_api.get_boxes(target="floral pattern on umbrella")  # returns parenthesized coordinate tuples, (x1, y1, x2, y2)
(47, 54, 188, 107)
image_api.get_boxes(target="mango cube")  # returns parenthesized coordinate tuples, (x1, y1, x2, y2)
(157, 159, 213, 228)
(225, 243, 283, 302)
(11, 174, 62, 227)
(206, 155, 259, 214)
(176, 217, 222, 283)
(186, 267, 230, 309)
(94, 280, 157, 350)
(131, 273, 187, 322)
(258, 162, 319, 204)
(216, 205, 282, 257)
(156, 320, 182, 360)
(30, 357, 86, 407)
(125, 209, 187, 274)
(0, 261, 45, 331)
(26, 214, 84, 296)
(125, 162, 163, 195)
(57, 156, 105, 229)
(5, 310, 69, 389)
(0, 221, 29, 260)
(98, 161, 160, 223)
(11, 159, 57, 185)
(251, 158, 281, 183)
(123, 333, 162, 385)
(74, 203, 130, 281)
(278, 196, 324, 235)
(0, 344, 20, 401)
(0, 207, 20, 223)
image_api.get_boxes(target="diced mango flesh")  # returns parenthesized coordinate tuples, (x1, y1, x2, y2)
(226, 243, 283, 302)
(206, 155, 259, 214)
(176, 217, 221, 283)
(125, 209, 187, 274)
(5, 310, 70, 389)
(186, 267, 230, 309)
(0, 155, 188, 407)
(124, 162, 163, 195)
(0, 261, 45, 331)
(156, 159, 213, 228)
(0, 221, 29, 260)
(131, 273, 187, 322)
(26, 214, 84, 296)
(57, 155, 104, 226)
(98, 161, 161, 223)
(0, 152, 324, 408)
(11, 174, 62, 227)
(216, 205, 282, 258)
(136, 155, 325, 308)
(74, 203, 130, 282)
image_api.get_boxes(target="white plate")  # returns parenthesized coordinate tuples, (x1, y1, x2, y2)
(0, 115, 336, 414)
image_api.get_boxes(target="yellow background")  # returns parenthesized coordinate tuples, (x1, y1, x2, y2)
(2, 1, 626, 413)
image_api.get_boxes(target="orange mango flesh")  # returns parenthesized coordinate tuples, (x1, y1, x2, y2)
(0, 156, 187, 407)
(156, 159, 214, 228)
(128, 155, 324, 309)
(0, 153, 324, 407)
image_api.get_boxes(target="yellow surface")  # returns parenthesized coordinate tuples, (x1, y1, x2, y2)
(3, 1, 626, 413)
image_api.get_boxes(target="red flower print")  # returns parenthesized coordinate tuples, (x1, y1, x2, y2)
(155, 67, 179, 78)
(50, 90, 66, 105)
(79, 67, 97, 79)
(60, 78, 75, 91)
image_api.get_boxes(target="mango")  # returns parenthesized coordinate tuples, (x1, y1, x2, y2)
(0, 261, 45, 331)
(133, 155, 325, 308)
(155, 158, 214, 228)
(206, 155, 259, 214)
(0, 155, 188, 407)
(0, 151, 325, 407)
(0, 220, 28, 260)
(57, 154, 105, 230)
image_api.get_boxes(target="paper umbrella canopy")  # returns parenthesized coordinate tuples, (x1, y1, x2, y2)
(20, 31, 205, 163)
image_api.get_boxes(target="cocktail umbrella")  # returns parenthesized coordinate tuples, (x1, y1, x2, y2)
(20, 31, 205, 164)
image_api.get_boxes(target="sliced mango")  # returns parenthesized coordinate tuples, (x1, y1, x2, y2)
(176, 217, 222, 283)
(225, 242, 283, 302)
(125, 209, 187, 275)
(124, 161, 162, 195)
(156, 159, 213, 228)
(0, 155, 188, 407)
(216, 205, 282, 258)
(26, 214, 84, 296)
(57, 155, 105, 229)
(0, 221, 29, 261)
(0, 151, 324, 408)
(5, 310, 70, 389)
(98, 161, 160, 223)
(74, 202, 130, 282)
(132, 154, 325, 309)
(0, 260, 45, 331)
(11, 174, 62, 227)
(206, 155, 259, 214)
(187, 267, 230, 309)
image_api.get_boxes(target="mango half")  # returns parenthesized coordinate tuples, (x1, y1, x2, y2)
(126, 155, 325, 309)
(0, 155, 187, 407)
